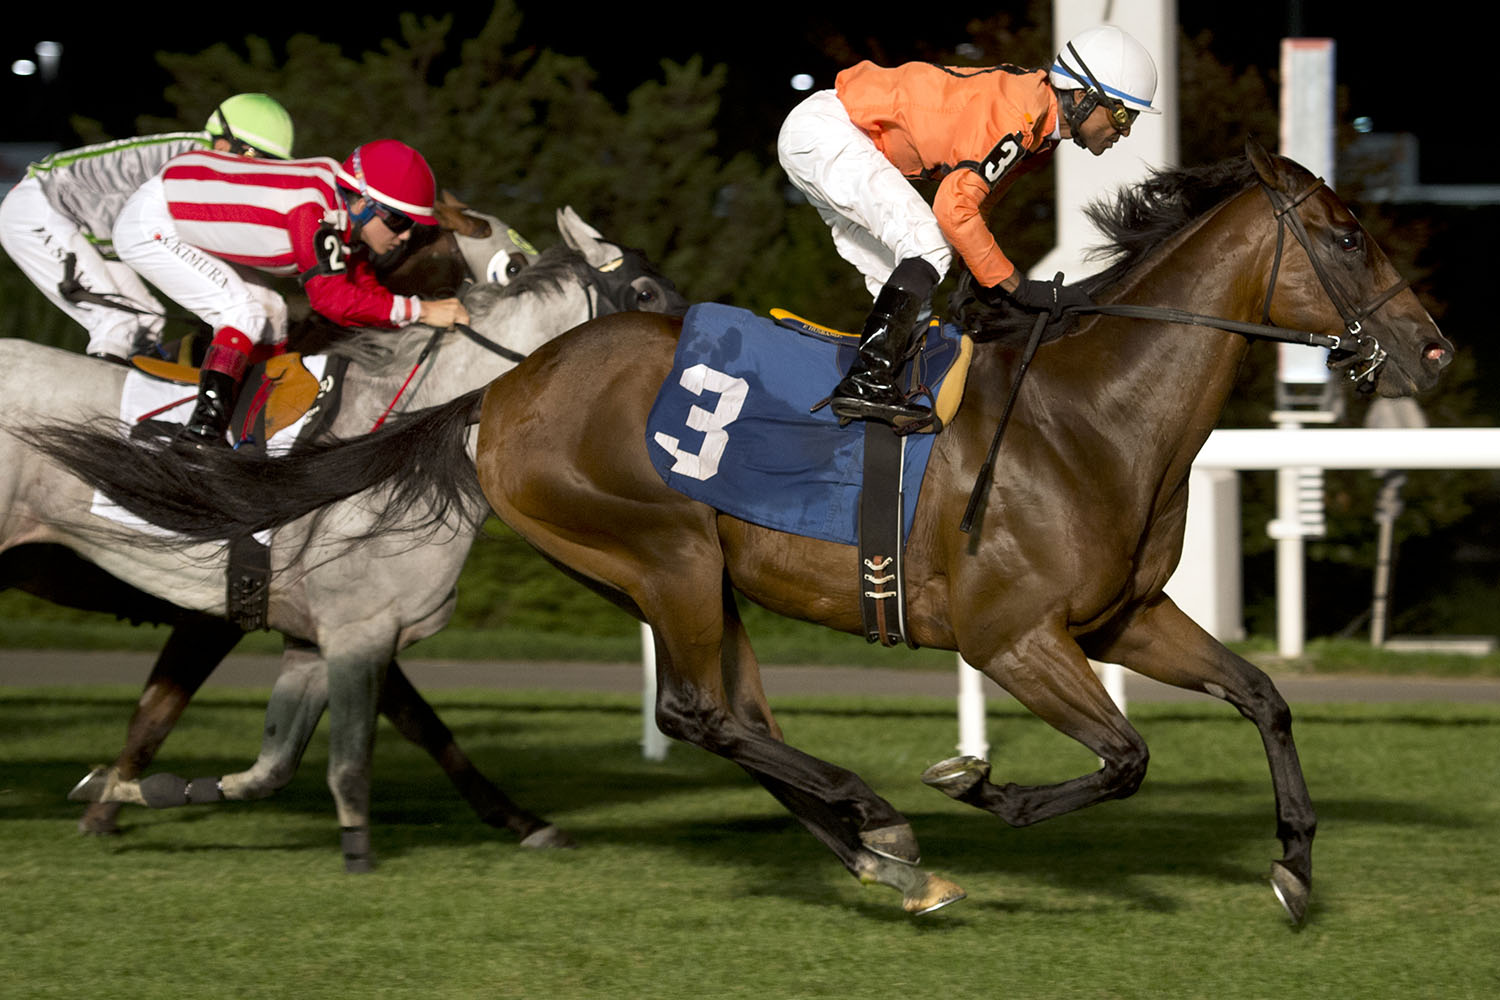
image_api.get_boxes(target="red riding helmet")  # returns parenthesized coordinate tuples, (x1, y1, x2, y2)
(337, 139, 438, 227)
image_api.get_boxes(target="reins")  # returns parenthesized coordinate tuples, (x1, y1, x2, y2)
(959, 173, 1410, 533)
(369, 319, 538, 432)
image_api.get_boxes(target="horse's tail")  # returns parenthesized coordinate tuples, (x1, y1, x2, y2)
(21, 389, 487, 543)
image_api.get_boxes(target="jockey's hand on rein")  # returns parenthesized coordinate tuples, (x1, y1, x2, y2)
(1000, 275, 1095, 319)
(419, 297, 470, 328)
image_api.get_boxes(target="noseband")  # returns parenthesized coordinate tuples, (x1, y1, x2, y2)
(1258, 176, 1408, 388)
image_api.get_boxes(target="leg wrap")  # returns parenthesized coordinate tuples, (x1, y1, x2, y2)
(138, 773, 190, 808)
(341, 826, 374, 873)
(185, 777, 225, 804)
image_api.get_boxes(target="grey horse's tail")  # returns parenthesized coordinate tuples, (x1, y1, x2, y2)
(22, 388, 487, 543)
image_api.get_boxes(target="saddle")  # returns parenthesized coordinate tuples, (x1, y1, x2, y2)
(130, 349, 324, 445)
(769, 309, 973, 432)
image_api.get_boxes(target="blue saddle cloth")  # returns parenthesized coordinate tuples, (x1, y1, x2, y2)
(645, 303, 963, 546)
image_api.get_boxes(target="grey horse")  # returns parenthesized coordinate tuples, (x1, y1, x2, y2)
(5, 208, 684, 862)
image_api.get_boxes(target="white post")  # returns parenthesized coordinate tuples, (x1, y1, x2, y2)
(640, 622, 669, 761)
(1092, 661, 1127, 713)
(1271, 459, 1308, 658)
(1272, 37, 1338, 660)
(956, 656, 989, 759)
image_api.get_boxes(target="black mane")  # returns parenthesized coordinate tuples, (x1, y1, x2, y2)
(1082, 155, 1260, 288)
(950, 155, 1260, 340)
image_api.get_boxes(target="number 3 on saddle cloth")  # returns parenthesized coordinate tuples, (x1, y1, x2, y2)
(645, 302, 973, 647)
(91, 351, 335, 630)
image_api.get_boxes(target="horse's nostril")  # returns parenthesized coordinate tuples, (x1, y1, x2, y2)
(1424, 344, 1449, 364)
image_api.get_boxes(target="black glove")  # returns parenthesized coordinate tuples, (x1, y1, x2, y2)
(1005, 274, 1095, 319)
(973, 280, 1010, 309)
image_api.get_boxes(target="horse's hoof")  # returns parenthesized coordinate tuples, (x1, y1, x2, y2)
(903, 873, 967, 915)
(920, 756, 991, 798)
(341, 826, 374, 874)
(859, 823, 920, 865)
(1269, 860, 1310, 925)
(77, 806, 122, 837)
(519, 825, 576, 850)
(855, 852, 965, 915)
(68, 767, 110, 803)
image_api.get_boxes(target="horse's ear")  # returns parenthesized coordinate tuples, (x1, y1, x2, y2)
(556, 206, 621, 269)
(439, 190, 468, 209)
(433, 198, 488, 238)
(1246, 138, 1281, 187)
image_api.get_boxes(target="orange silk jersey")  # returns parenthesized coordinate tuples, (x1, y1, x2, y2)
(835, 61, 1060, 287)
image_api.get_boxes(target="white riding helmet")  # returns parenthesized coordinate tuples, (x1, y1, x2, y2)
(1050, 25, 1160, 116)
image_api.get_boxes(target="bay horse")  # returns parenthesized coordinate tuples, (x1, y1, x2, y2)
(26, 143, 1452, 919)
(4, 208, 684, 854)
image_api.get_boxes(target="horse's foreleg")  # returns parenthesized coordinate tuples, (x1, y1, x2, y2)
(321, 635, 392, 873)
(214, 642, 328, 801)
(1089, 595, 1317, 924)
(931, 623, 1149, 825)
(377, 660, 572, 848)
(75, 618, 242, 834)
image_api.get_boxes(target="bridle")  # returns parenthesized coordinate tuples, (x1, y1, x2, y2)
(1257, 175, 1406, 386)
(1079, 174, 1408, 390)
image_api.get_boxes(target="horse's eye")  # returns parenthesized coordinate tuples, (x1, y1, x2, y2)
(1336, 232, 1361, 252)
(637, 288, 655, 304)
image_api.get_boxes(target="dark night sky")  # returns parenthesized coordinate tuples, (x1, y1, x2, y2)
(1, 3, 1475, 182)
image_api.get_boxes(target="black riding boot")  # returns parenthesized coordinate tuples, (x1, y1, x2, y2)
(829, 258, 940, 427)
(176, 369, 242, 448)
(175, 327, 252, 449)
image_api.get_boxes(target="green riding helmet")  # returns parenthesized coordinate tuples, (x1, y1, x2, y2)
(205, 93, 295, 159)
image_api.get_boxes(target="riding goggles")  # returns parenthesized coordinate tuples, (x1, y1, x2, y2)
(371, 201, 416, 234)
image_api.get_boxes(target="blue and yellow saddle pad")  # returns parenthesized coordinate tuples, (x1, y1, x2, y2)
(645, 302, 966, 546)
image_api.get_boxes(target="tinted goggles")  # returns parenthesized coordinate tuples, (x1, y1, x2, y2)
(1107, 103, 1140, 131)
(371, 201, 416, 234)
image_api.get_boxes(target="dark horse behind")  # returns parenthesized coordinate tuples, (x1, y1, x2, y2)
(28, 142, 1452, 920)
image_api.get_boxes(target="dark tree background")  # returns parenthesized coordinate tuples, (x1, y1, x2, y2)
(2, 0, 1493, 642)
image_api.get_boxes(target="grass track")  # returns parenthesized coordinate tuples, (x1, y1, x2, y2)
(2, 686, 1498, 999)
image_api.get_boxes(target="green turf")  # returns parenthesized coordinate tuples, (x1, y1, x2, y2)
(1, 687, 1497, 999)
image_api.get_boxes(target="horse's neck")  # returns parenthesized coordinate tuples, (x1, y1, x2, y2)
(1080, 189, 1274, 443)
(325, 282, 595, 437)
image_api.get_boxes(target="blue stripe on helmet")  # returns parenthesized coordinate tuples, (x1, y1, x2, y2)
(1050, 62, 1153, 109)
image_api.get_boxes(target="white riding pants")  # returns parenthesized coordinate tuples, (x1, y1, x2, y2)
(0, 175, 166, 357)
(777, 89, 954, 300)
(111, 175, 288, 346)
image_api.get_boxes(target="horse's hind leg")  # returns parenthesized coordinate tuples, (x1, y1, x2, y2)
(929, 621, 1150, 825)
(1089, 596, 1316, 924)
(377, 660, 573, 848)
(74, 618, 243, 834)
(643, 575, 961, 913)
(719, 581, 782, 741)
